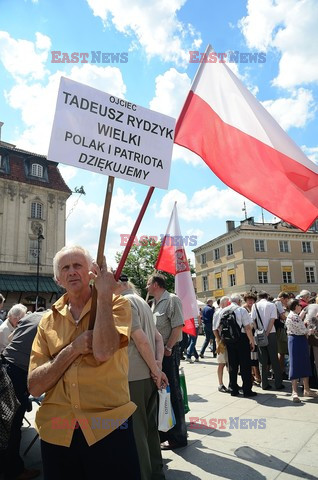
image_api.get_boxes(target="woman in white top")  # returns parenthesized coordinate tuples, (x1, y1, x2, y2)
(286, 298, 317, 402)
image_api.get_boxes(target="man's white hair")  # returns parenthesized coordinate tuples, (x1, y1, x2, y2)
(230, 293, 243, 304)
(219, 296, 230, 308)
(53, 245, 93, 281)
(7, 303, 27, 319)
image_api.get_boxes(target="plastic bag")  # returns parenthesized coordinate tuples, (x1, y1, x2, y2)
(158, 386, 176, 432)
(179, 367, 190, 414)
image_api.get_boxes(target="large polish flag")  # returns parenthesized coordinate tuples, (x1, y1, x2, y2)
(174, 45, 318, 231)
(155, 203, 198, 336)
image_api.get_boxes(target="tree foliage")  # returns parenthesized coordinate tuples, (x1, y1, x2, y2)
(115, 240, 175, 298)
(115, 239, 195, 299)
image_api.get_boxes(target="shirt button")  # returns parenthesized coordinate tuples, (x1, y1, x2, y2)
(72, 383, 76, 387)
(74, 404, 78, 409)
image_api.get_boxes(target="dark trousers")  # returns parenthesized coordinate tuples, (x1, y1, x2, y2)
(258, 332, 282, 388)
(200, 323, 216, 355)
(226, 334, 252, 395)
(2, 361, 28, 478)
(160, 346, 187, 446)
(41, 417, 141, 480)
(129, 378, 164, 480)
(187, 330, 199, 359)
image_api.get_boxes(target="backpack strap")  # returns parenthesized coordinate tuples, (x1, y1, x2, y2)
(254, 304, 265, 330)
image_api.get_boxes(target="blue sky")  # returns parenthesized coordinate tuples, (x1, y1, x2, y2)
(0, 0, 317, 267)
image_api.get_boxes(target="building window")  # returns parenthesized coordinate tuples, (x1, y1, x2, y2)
(258, 271, 268, 284)
(29, 239, 39, 265)
(31, 202, 43, 219)
(31, 163, 43, 177)
(302, 241, 312, 253)
(201, 253, 207, 264)
(279, 240, 289, 253)
(202, 276, 209, 291)
(255, 239, 265, 252)
(0, 154, 9, 173)
(214, 248, 220, 260)
(216, 277, 222, 289)
(282, 271, 292, 283)
(227, 243, 233, 256)
(229, 273, 236, 286)
(305, 266, 316, 283)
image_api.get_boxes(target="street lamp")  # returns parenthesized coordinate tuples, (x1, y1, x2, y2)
(36, 232, 44, 311)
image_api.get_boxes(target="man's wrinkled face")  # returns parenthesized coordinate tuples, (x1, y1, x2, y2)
(56, 251, 90, 293)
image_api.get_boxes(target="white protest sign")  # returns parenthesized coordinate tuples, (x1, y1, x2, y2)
(48, 77, 175, 189)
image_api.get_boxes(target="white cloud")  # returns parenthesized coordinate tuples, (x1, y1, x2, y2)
(86, 0, 202, 65)
(0, 31, 51, 80)
(149, 68, 205, 166)
(149, 68, 191, 117)
(239, 0, 318, 88)
(261, 88, 315, 130)
(66, 187, 141, 266)
(156, 187, 256, 221)
(301, 145, 318, 165)
(3, 40, 126, 154)
(58, 165, 78, 183)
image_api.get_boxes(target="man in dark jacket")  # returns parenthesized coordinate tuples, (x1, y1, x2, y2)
(200, 299, 216, 358)
(1, 311, 43, 480)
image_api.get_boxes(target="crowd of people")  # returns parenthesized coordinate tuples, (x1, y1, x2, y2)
(0, 247, 188, 480)
(182, 289, 318, 403)
(1, 252, 318, 480)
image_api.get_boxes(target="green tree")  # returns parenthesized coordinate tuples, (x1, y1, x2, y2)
(115, 240, 175, 298)
(115, 239, 195, 299)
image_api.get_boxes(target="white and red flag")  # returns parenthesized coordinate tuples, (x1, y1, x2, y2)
(175, 45, 318, 231)
(155, 203, 198, 336)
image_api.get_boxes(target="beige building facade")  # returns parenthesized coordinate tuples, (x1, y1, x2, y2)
(194, 217, 318, 301)
(0, 132, 71, 310)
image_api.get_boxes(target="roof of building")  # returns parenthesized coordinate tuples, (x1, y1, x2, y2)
(0, 274, 64, 294)
(0, 141, 72, 195)
(193, 217, 318, 252)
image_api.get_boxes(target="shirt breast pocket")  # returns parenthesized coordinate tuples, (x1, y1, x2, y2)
(153, 312, 166, 327)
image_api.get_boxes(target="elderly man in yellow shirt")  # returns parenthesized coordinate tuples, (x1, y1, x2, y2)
(28, 246, 141, 480)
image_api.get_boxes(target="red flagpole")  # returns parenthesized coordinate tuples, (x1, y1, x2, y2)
(114, 186, 155, 280)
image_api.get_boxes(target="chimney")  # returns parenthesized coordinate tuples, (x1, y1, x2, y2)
(226, 220, 235, 232)
(0, 122, 3, 144)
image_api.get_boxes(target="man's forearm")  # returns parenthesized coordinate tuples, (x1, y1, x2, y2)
(213, 330, 221, 341)
(266, 318, 275, 336)
(155, 330, 164, 363)
(166, 326, 183, 349)
(93, 296, 120, 362)
(244, 324, 254, 345)
(28, 343, 79, 397)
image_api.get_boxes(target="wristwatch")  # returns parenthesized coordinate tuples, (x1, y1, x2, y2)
(165, 345, 172, 352)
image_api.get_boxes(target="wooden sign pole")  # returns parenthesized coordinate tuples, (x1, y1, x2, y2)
(89, 176, 115, 329)
(114, 186, 155, 281)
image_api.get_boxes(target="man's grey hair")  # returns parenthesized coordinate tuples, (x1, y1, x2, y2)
(53, 245, 93, 281)
(230, 293, 243, 304)
(219, 296, 230, 308)
(7, 303, 27, 320)
(299, 289, 311, 298)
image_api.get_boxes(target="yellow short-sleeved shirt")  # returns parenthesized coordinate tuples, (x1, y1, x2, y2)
(28, 292, 136, 447)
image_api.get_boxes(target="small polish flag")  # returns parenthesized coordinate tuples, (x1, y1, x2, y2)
(155, 203, 198, 336)
(175, 45, 318, 231)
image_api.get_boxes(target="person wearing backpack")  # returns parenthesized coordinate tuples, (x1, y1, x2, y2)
(219, 293, 256, 398)
(251, 291, 285, 391)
